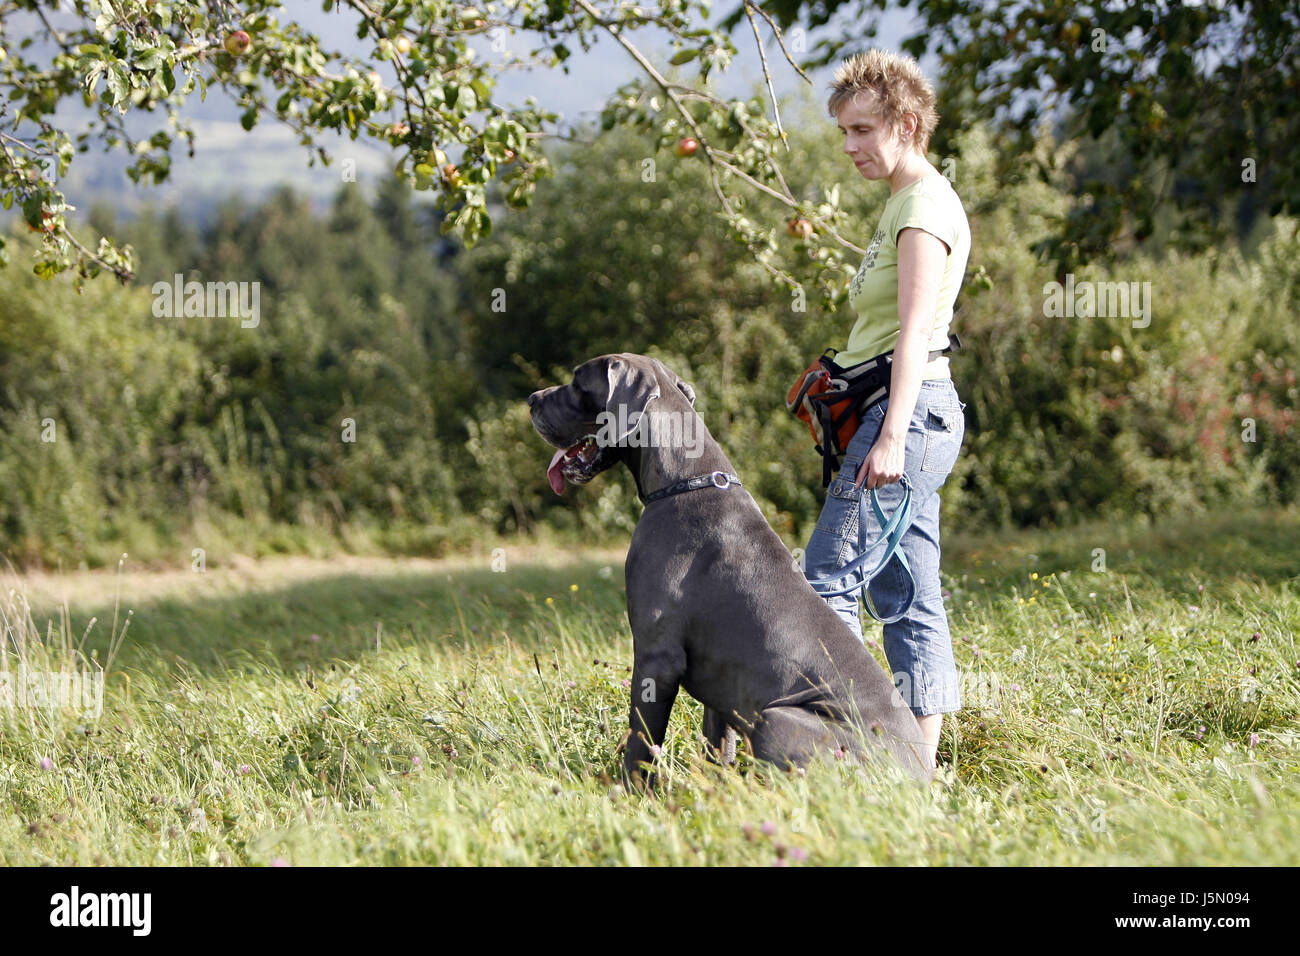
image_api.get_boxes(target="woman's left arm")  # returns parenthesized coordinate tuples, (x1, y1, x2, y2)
(857, 226, 949, 489)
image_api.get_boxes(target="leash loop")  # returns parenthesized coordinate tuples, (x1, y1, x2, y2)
(804, 474, 918, 624)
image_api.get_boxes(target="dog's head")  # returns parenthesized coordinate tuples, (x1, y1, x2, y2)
(528, 353, 697, 494)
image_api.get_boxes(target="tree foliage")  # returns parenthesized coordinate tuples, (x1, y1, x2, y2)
(727, 0, 1299, 268)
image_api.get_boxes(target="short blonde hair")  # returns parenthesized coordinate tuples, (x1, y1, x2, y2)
(827, 50, 939, 155)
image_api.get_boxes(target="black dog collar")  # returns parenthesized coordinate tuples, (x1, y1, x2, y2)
(641, 470, 743, 505)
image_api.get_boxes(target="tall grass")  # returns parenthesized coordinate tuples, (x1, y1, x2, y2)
(0, 509, 1296, 865)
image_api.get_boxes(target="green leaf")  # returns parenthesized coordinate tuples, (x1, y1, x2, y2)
(670, 48, 698, 65)
(241, 107, 257, 131)
(22, 191, 43, 228)
(134, 47, 163, 71)
(106, 63, 129, 107)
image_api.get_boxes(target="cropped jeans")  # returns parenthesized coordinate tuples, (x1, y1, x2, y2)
(801, 378, 967, 716)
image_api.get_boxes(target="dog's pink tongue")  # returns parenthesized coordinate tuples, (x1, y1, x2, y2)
(547, 447, 568, 495)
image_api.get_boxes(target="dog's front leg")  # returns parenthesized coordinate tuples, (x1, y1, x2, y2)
(702, 707, 738, 765)
(621, 655, 682, 793)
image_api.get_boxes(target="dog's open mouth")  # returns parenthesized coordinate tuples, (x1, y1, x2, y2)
(546, 435, 601, 494)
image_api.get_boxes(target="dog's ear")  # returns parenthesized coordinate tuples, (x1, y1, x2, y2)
(604, 355, 662, 442)
(650, 357, 695, 407)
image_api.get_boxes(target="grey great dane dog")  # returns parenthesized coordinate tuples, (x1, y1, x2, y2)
(527, 353, 933, 788)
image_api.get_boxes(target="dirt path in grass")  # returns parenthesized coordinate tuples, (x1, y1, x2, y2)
(8, 543, 630, 612)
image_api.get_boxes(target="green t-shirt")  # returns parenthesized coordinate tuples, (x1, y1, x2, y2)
(835, 173, 970, 377)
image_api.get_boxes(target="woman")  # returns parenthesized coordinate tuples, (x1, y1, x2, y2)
(802, 50, 970, 771)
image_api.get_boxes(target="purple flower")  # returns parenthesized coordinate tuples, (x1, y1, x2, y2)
(761, 820, 776, 836)
(270, 857, 290, 867)
(1249, 733, 1260, 748)
(309, 633, 321, 643)
(789, 847, 809, 862)
(648, 744, 662, 757)
(39, 757, 53, 771)
(411, 755, 422, 767)
(238, 764, 252, 775)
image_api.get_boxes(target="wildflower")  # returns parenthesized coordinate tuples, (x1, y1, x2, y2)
(566, 680, 576, 689)
(649, 745, 662, 757)
(270, 857, 290, 867)
(411, 755, 423, 768)
(1249, 733, 1260, 748)
(545, 597, 554, 605)
(789, 847, 809, 862)
(570, 584, 579, 591)
(238, 764, 252, 775)
(309, 633, 320, 643)
(1195, 725, 1206, 741)
(620, 679, 630, 689)
(1188, 605, 1199, 613)
(39, 757, 53, 771)
(1250, 632, 1261, 642)
(1197, 584, 1204, 592)
(1030, 572, 1038, 580)
(1008, 683, 1020, 692)
(761, 821, 776, 836)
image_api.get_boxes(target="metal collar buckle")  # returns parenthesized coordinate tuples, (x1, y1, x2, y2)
(710, 471, 731, 489)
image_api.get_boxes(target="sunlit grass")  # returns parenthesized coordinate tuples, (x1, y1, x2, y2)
(2, 509, 1297, 865)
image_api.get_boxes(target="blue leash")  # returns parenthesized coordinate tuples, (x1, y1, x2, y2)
(804, 474, 916, 624)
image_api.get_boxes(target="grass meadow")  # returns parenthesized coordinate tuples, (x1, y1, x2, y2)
(1, 507, 1297, 866)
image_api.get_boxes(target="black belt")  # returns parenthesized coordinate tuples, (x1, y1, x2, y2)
(641, 470, 743, 505)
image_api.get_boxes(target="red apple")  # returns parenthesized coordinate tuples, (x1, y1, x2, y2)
(787, 217, 814, 239)
(224, 30, 251, 56)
